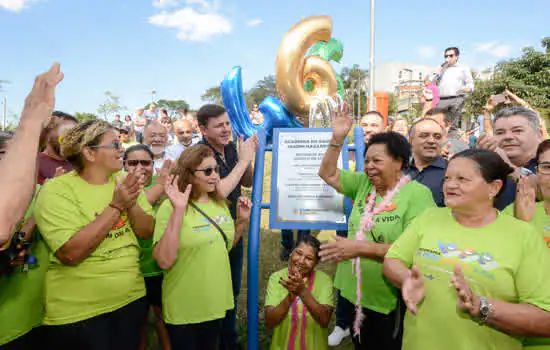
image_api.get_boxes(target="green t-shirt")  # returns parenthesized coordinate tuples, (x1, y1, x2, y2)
(386, 208, 550, 350)
(265, 268, 334, 350)
(137, 176, 163, 277)
(335, 170, 435, 314)
(34, 171, 152, 325)
(503, 203, 550, 349)
(0, 187, 49, 345)
(153, 199, 235, 325)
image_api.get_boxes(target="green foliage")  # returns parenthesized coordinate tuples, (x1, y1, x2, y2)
(387, 93, 398, 116)
(74, 112, 97, 122)
(97, 91, 125, 120)
(201, 86, 222, 105)
(466, 37, 550, 121)
(144, 99, 190, 117)
(245, 75, 278, 109)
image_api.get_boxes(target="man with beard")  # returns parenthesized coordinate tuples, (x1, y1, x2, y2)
(144, 121, 168, 172)
(165, 119, 198, 161)
(478, 107, 543, 209)
(406, 118, 447, 207)
(37, 111, 78, 184)
(197, 104, 257, 350)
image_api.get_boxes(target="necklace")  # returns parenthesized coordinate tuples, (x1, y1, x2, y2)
(352, 174, 410, 337)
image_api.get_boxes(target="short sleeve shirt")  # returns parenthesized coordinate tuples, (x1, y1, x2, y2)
(34, 171, 152, 325)
(386, 208, 550, 350)
(265, 268, 334, 350)
(406, 157, 447, 207)
(335, 170, 436, 314)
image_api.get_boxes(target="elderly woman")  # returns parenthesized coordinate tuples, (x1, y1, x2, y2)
(123, 144, 172, 350)
(34, 120, 155, 350)
(265, 235, 334, 350)
(153, 144, 251, 350)
(384, 149, 550, 350)
(318, 108, 435, 350)
(504, 139, 550, 350)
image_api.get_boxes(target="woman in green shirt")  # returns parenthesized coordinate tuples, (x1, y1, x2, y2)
(34, 120, 155, 350)
(506, 139, 550, 350)
(265, 235, 334, 350)
(123, 144, 172, 350)
(318, 110, 436, 350)
(153, 144, 251, 350)
(384, 149, 550, 350)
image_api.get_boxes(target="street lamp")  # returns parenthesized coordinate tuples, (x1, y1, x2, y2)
(368, 0, 376, 111)
(151, 89, 156, 103)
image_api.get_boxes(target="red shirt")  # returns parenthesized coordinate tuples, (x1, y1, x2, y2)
(37, 153, 73, 185)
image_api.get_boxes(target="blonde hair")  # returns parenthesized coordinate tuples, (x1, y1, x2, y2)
(61, 120, 114, 172)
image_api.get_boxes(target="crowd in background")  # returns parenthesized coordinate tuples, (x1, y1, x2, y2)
(2, 44, 550, 350)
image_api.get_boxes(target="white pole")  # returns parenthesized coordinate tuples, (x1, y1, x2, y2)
(2, 96, 6, 131)
(368, 0, 376, 111)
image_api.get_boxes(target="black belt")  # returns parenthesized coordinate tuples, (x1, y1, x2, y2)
(439, 95, 462, 100)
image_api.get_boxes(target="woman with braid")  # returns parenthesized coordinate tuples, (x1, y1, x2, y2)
(34, 120, 155, 350)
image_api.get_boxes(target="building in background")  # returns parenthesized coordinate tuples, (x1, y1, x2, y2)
(375, 62, 437, 113)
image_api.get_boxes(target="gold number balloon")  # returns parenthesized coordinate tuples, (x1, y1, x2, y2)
(275, 16, 338, 117)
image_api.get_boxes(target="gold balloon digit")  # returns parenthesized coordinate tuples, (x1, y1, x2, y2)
(275, 16, 338, 117)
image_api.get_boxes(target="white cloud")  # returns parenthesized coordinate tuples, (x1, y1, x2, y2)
(0, 0, 39, 12)
(474, 42, 512, 58)
(153, 0, 179, 9)
(247, 18, 262, 27)
(148, 6, 231, 42)
(417, 45, 436, 58)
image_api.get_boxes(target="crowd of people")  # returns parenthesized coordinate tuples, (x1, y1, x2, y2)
(1, 45, 550, 350)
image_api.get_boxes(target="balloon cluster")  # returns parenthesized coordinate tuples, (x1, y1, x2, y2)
(221, 16, 344, 141)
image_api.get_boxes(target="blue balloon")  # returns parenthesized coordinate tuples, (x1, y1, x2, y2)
(221, 66, 303, 142)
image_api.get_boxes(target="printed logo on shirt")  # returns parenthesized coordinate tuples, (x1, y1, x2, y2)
(416, 241, 499, 273)
(94, 211, 132, 239)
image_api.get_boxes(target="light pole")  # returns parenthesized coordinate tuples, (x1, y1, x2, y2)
(151, 89, 156, 103)
(368, 0, 376, 111)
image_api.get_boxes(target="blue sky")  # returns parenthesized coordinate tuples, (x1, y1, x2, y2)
(0, 0, 548, 122)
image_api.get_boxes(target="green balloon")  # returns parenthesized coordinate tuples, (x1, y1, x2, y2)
(305, 38, 345, 98)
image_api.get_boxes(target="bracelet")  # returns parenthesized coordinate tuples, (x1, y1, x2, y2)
(108, 203, 124, 213)
(329, 143, 343, 148)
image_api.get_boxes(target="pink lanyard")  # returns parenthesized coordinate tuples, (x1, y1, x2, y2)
(287, 268, 316, 350)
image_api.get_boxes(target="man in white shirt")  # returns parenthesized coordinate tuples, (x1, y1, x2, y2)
(165, 119, 199, 161)
(436, 47, 474, 128)
(144, 121, 168, 172)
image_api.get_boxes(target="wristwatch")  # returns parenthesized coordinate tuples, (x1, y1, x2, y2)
(478, 296, 492, 324)
(514, 167, 534, 183)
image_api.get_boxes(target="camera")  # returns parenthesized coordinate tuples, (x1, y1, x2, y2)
(0, 231, 32, 276)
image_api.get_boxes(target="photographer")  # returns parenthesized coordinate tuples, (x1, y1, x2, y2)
(0, 63, 64, 246)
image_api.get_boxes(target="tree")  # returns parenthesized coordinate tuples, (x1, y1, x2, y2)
(144, 99, 190, 117)
(340, 65, 369, 119)
(97, 91, 125, 120)
(387, 92, 398, 116)
(201, 86, 222, 105)
(466, 37, 550, 121)
(245, 75, 278, 109)
(74, 112, 97, 122)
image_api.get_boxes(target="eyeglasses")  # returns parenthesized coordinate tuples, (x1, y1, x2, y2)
(126, 159, 153, 167)
(177, 131, 190, 135)
(537, 162, 550, 174)
(444, 54, 455, 58)
(90, 141, 122, 150)
(194, 165, 220, 176)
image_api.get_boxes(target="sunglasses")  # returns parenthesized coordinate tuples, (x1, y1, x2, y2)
(444, 54, 455, 58)
(90, 141, 122, 150)
(194, 165, 220, 176)
(126, 159, 153, 167)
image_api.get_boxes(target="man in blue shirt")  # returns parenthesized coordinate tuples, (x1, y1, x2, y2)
(406, 118, 447, 207)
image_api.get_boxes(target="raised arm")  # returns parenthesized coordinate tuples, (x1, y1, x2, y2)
(217, 135, 257, 198)
(318, 105, 353, 194)
(153, 177, 191, 270)
(0, 63, 63, 245)
(233, 197, 251, 246)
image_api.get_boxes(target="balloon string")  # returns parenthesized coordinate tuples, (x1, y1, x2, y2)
(353, 175, 411, 337)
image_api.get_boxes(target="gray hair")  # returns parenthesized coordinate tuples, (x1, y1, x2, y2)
(493, 107, 541, 132)
(409, 117, 445, 138)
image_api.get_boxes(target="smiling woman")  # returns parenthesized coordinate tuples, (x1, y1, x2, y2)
(33, 119, 155, 350)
